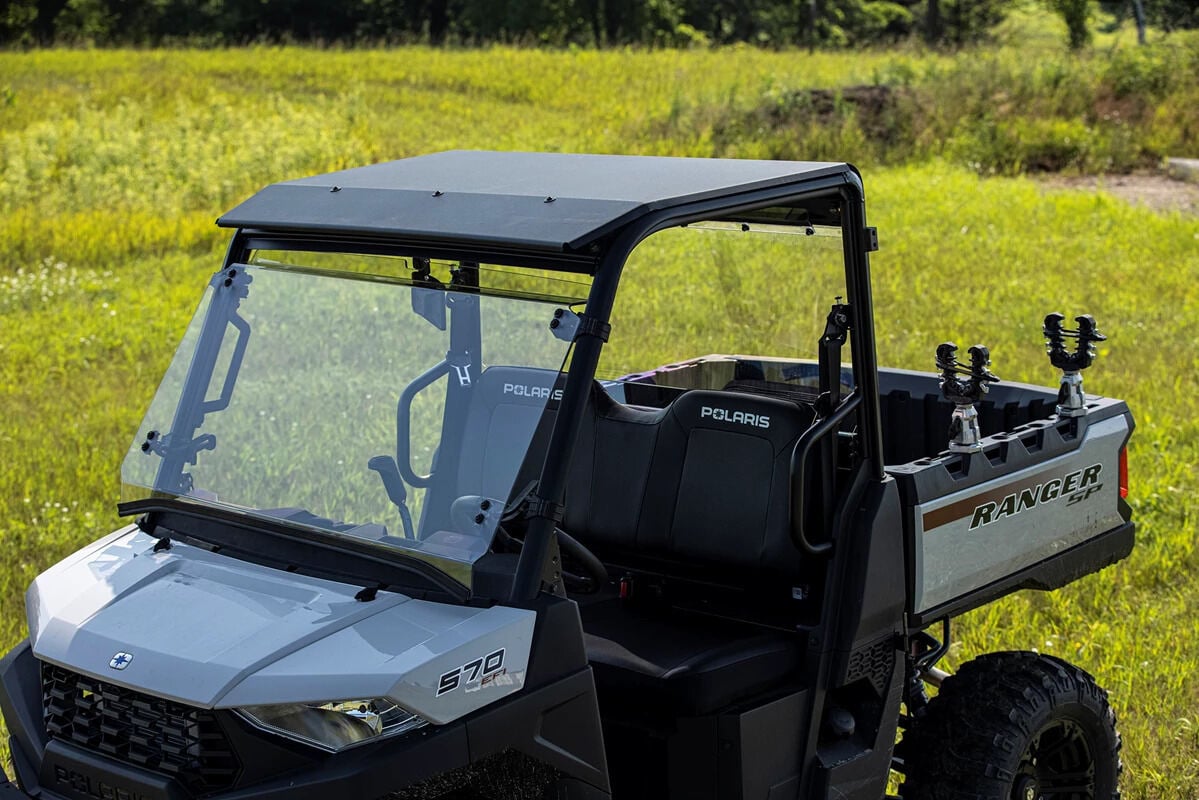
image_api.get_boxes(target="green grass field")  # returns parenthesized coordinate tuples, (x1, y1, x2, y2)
(2, 35, 1199, 797)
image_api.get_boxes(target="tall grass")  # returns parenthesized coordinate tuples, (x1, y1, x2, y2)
(662, 34, 1199, 172)
(1, 40, 1198, 797)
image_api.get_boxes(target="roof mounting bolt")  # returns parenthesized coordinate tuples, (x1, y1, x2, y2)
(544, 196, 555, 203)
(330, 185, 341, 193)
(432, 190, 444, 197)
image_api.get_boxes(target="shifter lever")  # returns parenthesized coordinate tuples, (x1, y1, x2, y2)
(937, 342, 1000, 453)
(368, 455, 416, 539)
(1044, 313, 1105, 417)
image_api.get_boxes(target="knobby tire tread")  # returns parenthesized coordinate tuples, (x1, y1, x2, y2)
(899, 650, 1121, 800)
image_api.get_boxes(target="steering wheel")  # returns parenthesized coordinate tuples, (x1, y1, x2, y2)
(452, 495, 607, 594)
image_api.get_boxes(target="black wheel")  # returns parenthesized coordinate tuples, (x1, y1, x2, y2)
(900, 651, 1121, 800)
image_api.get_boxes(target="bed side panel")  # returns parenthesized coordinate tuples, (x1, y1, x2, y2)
(910, 414, 1128, 614)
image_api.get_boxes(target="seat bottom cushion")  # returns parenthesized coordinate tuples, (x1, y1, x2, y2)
(580, 601, 803, 716)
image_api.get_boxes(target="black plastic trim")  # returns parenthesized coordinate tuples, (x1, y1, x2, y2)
(0, 643, 45, 777)
(888, 397, 1132, 502)
(7, 738, 37, 799)
(119, 499, 471, 603)
(909, 520, 1135, 628)
(0, 742, 28, 798)
(466, 668, 610, 793)
(38, 739, 185, 800)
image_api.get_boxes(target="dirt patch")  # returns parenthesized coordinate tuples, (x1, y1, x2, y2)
(764, 85, 912, 145)
(1038, 173, 1199, 215)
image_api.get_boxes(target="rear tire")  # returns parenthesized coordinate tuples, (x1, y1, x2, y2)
(899, 650, 1121, 800)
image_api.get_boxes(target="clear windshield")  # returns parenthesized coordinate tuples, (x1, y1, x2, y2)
(121, 254, 586, 586)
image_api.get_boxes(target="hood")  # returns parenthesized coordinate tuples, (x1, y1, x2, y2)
(27, 528, 534, 723)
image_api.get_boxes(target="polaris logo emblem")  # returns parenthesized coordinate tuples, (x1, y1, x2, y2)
(503, 383, 562, 401)
(109, 652, 133, 670)
(700, 406, 771, 429)
(969, 464, 1103, 530)
(53, 764, 150, 800)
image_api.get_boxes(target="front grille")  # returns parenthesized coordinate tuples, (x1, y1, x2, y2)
(42, 662, 241, 795)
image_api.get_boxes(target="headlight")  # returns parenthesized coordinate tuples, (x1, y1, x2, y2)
(237, 699, 428, 752)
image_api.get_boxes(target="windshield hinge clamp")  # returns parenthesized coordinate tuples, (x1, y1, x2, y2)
(549, 308, 580, 341)
(550, 309, 610, 343)
(576, 315, 611, 343)
(140, 430, 167, 457)
(524, 496, 565, 524)
(210, 266, 253, 297)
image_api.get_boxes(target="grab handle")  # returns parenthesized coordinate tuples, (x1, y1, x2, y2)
(790, 392, 861, 556)
(396, 360, 451, 488)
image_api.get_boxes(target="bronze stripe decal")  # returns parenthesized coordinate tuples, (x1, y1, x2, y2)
(921, 464, 1072, 532)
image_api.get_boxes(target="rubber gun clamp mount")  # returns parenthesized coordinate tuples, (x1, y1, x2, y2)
(1044, 312, 1106, 418)
(937, 342, 1000, 453)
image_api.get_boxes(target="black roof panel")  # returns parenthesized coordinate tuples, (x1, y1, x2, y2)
(218, 150, 851, 252)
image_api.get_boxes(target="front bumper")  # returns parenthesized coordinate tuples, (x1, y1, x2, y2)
(0, 638, 608, 800)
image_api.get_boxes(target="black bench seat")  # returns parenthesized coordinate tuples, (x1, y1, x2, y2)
(561, 387, 816, 716)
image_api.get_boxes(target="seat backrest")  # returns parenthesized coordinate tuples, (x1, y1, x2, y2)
(564, 388, 815, 576)
(454, 365, 563, 501)
(562, 388, 666, 547)
(639, 390, 814, 572)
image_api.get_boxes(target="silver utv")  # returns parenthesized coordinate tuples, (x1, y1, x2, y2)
(0, 152, 1134, 800)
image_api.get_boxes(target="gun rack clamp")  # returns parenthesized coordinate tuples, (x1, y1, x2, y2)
(937, 342, 999, 453)
(1044, 312, 1106, 418)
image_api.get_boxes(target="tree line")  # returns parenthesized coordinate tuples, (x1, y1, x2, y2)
(1, 0, 1195, 47)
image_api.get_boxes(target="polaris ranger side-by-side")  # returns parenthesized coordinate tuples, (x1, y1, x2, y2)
(0, 152, 1134, 800)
